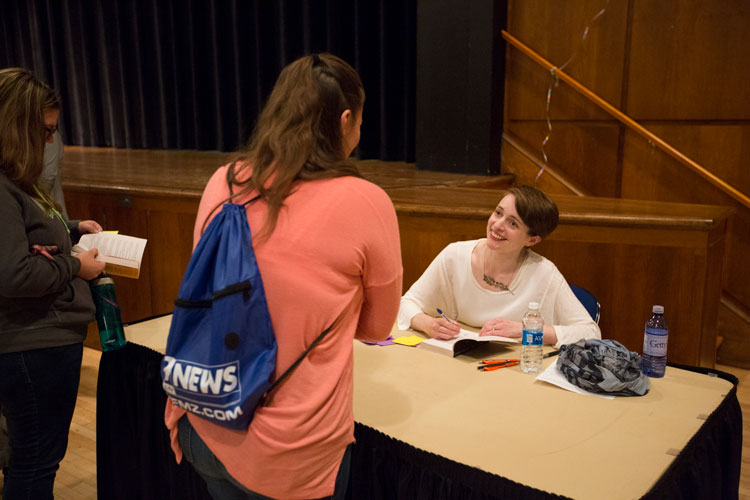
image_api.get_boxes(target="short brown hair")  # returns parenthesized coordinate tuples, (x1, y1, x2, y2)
(506, 185, 559, 240)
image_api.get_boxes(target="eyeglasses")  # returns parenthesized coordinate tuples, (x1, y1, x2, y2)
(44, 125, 57, 141)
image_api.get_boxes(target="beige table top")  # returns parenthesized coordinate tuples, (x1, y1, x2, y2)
(125, 317, 733, 499)
(125, 314, 173, 353)
(354, 329, 732, 499)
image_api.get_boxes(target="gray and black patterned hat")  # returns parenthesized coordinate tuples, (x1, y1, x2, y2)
(556, 339, 651, 396)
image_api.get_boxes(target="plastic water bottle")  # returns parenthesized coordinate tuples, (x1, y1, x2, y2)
(521, 302, 544, 375)
(91, 276, 127, 351)
(641, 305, 668, 378)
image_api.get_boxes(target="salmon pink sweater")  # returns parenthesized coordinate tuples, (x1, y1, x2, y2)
(165, 166, 402, 499)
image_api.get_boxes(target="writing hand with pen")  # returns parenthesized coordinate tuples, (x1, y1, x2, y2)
(428, 308, 460, 340)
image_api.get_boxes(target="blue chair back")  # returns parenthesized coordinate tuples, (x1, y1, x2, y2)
(570, 285, 600, 324)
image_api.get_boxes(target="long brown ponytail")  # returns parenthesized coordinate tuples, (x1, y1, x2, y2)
(203, 53, 365, 240)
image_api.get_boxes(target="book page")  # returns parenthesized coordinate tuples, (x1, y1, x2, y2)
(457, 328, 518, 343)
(420, 336, 461, 352)
(419, 329, 519, 357)
(73, 233, 147, 268)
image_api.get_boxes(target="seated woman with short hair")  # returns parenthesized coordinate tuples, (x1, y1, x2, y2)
(398, 185, 601, 347)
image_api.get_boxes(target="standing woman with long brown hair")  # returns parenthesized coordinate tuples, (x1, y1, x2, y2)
(0, 68, 105, 499)
(164, 53, 403, 499)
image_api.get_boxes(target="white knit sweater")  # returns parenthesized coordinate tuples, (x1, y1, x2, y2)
(398, 240, 601, 348)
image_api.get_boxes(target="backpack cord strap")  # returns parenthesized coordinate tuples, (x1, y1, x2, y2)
(243, 195, 261, 206)
(262, 316, 340, 405)
(227, 176, 260, 206)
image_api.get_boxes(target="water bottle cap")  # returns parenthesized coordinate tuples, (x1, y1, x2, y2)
(94, 276, 114, 286)
(652, 305, 664, 314)
(528, 302, 540, 310)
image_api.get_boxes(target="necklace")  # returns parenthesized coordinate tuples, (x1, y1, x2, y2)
(482, 244, 523, 292)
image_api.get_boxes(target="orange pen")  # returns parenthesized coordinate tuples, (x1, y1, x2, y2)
(481, 358, 520, 364)
(479, 361, 519, 371)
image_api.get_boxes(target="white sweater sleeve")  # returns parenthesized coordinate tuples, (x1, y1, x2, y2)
(397, 245, 455, 330)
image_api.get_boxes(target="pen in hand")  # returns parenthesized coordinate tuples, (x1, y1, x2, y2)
(436, 308, 458, 326)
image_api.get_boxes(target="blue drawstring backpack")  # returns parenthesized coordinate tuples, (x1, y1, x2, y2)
(161, 198, 333, 430)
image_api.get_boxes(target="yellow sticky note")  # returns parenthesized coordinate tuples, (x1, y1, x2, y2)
(392, 335, 424, 347)
(103, 230, 119, 234)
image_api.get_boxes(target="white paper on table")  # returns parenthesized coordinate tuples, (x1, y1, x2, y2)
(536, 362, 615, 400)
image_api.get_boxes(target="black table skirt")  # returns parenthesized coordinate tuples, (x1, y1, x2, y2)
(96, 343, 741, 500)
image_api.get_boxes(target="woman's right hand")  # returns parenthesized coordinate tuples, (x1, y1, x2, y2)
(412, 314, 460, 340)
(429, 317, 461, 340)
(410, 312, 461, 340)
(74, 248, 106, 280)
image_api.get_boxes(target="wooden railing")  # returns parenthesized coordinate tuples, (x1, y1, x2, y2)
(502, 30, 750, 210)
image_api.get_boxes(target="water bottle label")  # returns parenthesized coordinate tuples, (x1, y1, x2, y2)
(643, 328, 668, 356)
(522, 329, 543, 346)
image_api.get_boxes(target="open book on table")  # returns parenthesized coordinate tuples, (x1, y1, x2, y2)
(72, 233, 148, 279)
(419, 328, 518, 357)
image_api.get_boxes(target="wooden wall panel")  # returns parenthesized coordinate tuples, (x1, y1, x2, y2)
(620, 129, 734, 205)
(506, 0, 628, 120)
(718, 296, 750, 368)
(500, 136, 584, 195)
(620, 129, 750, 308)
(507, 122, 621, 196)
(147, 204, 200, 315)
(536, 238, 708, 365)
(725, 211, 750, 306)
(627, 0, 750, 119)
(632, 124, 750, 195)
(506, 50, 614, 121)
(399, 216, 487, 292)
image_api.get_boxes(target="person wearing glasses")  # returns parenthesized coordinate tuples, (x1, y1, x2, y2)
(0, 67, 106, 499)
(40, 122, 67, 216)
(38, 99, 101, 234)
(398, 185, 600, 347)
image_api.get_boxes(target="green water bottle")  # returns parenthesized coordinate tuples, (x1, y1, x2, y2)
(91, 276, 127, 351)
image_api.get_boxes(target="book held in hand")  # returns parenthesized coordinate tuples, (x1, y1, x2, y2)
(419, 328, 518, 357)
(72, 232, 147, 279)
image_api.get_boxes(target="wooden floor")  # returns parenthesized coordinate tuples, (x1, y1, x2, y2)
(0, 348, 749, 499)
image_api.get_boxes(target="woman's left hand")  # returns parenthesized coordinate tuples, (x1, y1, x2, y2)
(78, 220, 103, 234)
(480, 318, 523, 338)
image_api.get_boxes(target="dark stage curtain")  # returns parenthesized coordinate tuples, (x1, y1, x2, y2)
(0, 0, 416, 161)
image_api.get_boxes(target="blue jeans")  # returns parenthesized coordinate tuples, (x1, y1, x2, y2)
(0, 342, 83, 500)
(178, 415, 352, 500)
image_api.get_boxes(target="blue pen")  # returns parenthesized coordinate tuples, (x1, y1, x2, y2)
(436, 308, 457, 325)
